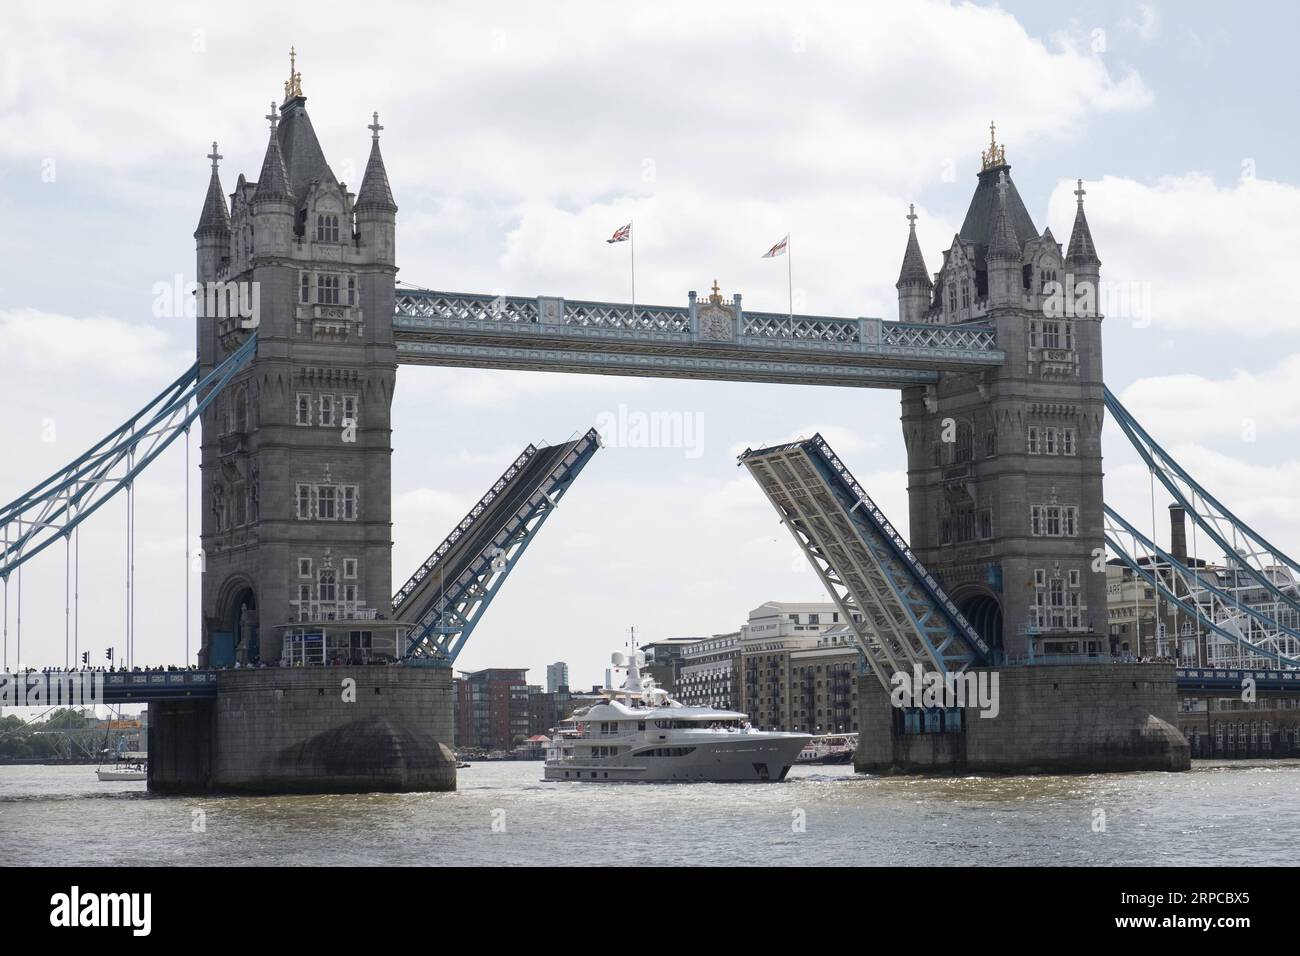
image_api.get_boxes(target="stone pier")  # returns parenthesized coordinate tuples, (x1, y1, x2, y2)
(855, 663, 1191, 774)
(149, 666, 456, 794)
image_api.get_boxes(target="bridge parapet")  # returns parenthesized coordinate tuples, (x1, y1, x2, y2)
(393, 288, 1003, 386)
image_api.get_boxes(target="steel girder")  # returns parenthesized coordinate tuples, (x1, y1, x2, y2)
(1105, 386, 1300, 621)
(0, 334, 257, 578)
(1103, 506, 1300, 669)
(739, 434, 990, 690)
(398, 428, 602, 663)
(391, 287, 1004, 387)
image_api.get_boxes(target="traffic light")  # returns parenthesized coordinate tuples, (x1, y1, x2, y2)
(81, 651, 89, 666)
(105, 648, 113, 661)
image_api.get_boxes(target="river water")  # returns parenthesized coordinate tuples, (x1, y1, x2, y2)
(2, 761, 1297, 866)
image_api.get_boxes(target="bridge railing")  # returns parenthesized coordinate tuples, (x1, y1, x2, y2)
(394, 289, 1002, 357)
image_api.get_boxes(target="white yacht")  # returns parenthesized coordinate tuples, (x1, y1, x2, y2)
(96, 751, 147, 782)
(544, 651, 810, 783)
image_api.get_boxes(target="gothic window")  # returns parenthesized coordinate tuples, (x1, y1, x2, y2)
(298, 557, 312, 578)
(300, 272, 310, 303)
(317, 274, 341, 305)
(320, 395, 335, 427)
(1069, 569, 1081, 588)
(318, 568, 337, 603)
(1042, 321, 1062, 349)
(234, 388, 248, 433)
(1063, 429, 1076, 455)
(232, 481, 247, 527)
(316, 214, 339, 243)
(296, 484, 312, 520)
(342, 395, 359, 427)
(1038, 267, 1058, 293)
(344, 584, 358, 605)
(296, 394, 311, 426)
(1045, 427, 1058, 454)
(1045, 506, 1062, 536)
(347, 275, 356, 307)
(984, 429, 996, 458)
(318, 486, 337, 520)
(961, 281, 971, 309)
(343, 558, 357, 579)
(979, 509, 993, 540)
(1030, 504, 1078, 537)
(955, 422, 973, 463)
(948, 285, 957, 312)
(1027, 426, 1040, 454)
(1065, 322, 1075, 350)
(341, 485, 357, 521)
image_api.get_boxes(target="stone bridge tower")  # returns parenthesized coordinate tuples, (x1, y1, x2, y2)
(897, 128, 1105, 661)
(194, 54, 399, 666)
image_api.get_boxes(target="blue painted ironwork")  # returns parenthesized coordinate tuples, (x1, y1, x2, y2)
(738, 433, 990, 689)
(392, 288, 1003, 387)
(397, 428, 602, 663)
(1103, 507, 1300, 668)
(0, 670, 219, 707)
(1176, 667, 1300, 695)
(0, 335, 257, 578)
(1105, 385, 1300, 620)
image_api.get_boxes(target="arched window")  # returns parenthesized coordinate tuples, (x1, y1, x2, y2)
(234, 387, 248, 433)
(315, 214, 339, 242)
(955, 421, 973, 463)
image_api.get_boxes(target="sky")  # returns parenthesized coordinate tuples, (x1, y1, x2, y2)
(2, 0, 1299, 690)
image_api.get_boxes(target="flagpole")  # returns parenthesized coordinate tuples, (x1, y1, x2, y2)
(787, 233, 793, 320)
(630, 220, 636, 325)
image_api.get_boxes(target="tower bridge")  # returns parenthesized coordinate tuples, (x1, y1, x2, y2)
(6, 59, 1300, 789)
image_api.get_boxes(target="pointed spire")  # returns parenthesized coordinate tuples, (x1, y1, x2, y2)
(252, 102, 293, 205)
(283, 45, 303, 103)
(356, 111, 397, 214)
(896, 203, 931, 287)
(195, 141, 231, 238)
(986, 172, 1020, 261)
(1066, 178, 1100, 266)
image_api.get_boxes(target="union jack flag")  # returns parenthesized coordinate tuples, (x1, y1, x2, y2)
(762, 234, 789, 258)
(606, 223, 632, 244)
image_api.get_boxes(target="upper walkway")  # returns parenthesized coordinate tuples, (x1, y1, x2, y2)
(392, 288, 1004, 388)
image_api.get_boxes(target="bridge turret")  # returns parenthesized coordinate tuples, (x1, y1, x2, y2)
(1065, 178, 1101, 317)
(250, 103, 296, 260)
(355, 112, 398, 267)
(984, 172, 1021, 309)
(194, 141, 230, 285)
(895, 204, 932, 323)
(198, 50, 399, 669)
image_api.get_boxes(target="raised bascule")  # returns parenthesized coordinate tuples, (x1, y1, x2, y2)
(7, 59, 1300, 789)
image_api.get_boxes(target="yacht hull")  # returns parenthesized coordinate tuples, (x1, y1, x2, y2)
(544, 734, 807, 783)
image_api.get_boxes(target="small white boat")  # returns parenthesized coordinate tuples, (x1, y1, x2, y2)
(796, 734, 858, 765)
(544, 650, 810, 783)
(96, 752, 147, 782)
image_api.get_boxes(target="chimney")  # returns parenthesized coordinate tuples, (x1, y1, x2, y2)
(1168, 503, 1188, 564)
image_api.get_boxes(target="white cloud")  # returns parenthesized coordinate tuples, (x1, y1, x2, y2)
(1116, 355, 1300, 442)
(1120, 4, 1161, 43)
(1044, 174, 1300, 337)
